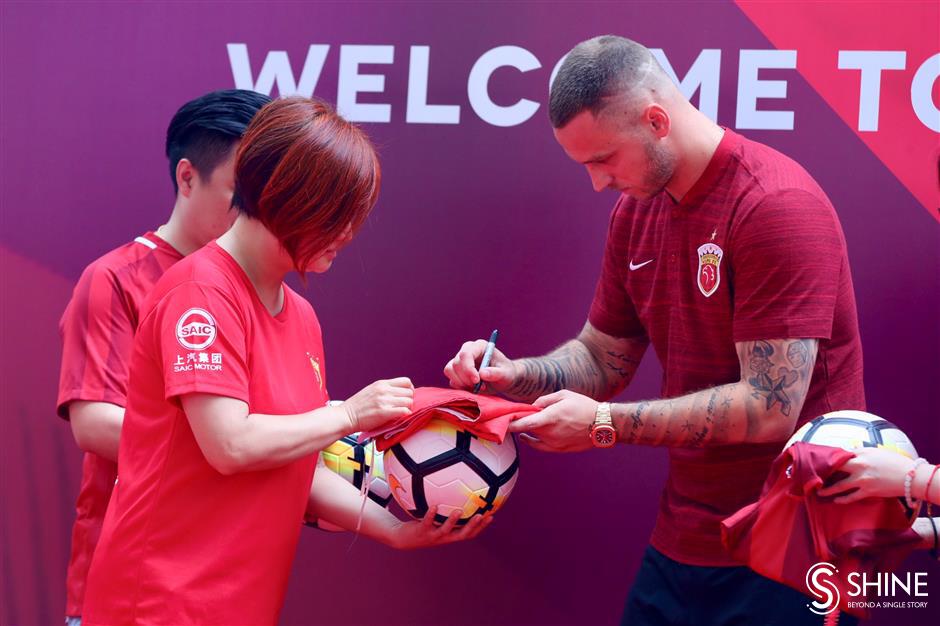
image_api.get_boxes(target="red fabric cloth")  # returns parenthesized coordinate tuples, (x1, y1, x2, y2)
(56, 232, 182, 616)
(721, 443, 920, 618)
(83, 242, 327, 626)
(589, 129, 865, 565)
(360, 387, 537, 451)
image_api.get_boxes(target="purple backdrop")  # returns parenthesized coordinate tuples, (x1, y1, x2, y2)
(1, 2, 937, 625)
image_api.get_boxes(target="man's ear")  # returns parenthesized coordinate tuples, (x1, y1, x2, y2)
(176, 158, 196, 198)
(645, 104, 670, 138)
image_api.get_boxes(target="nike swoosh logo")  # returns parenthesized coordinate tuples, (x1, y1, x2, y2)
(629, 258, 654, 270)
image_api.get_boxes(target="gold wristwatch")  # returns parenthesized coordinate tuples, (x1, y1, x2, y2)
(590, 402, 616, 448)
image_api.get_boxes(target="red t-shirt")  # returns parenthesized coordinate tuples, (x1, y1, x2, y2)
(589, 129, 865, 566)
(83, 242, 328, 625)
(57, 232, 183, 616)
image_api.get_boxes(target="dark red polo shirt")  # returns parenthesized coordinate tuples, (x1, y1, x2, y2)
(589, 129, 865, 566)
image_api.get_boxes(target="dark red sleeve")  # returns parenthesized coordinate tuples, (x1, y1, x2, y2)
(56, 263, 134, 418)
(588, 202, 647, 339)
(154, 281, 250, 404)
(731, 189, 846, 342)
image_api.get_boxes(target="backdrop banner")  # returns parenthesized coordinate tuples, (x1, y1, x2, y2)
(1, 2, 937, 625)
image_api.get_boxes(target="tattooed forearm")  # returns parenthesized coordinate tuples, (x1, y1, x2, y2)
(611, 338, 818, 448)
(503, 323, 648, 403)
(622, 401, 649, 444)
(614, 382, 758, 448)
(506, 341, 605, 402)
(604, 350, 642, 381)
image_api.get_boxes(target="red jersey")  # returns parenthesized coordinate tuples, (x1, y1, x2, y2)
(57, 232, 183, 616)
(589, 129, 865, 566)
(83, 242, 328, 626)
(721, 443, 920, 618)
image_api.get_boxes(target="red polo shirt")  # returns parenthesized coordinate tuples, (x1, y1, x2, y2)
(83, 242, 327, 625)
(589, 129, 865, 566)
(57, 232, 183, 616)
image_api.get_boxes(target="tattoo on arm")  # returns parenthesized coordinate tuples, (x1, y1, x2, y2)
(745, 339, 816, 417)
(505, 322, 647, 402)
(604, 350, 642, 381)
(747, 340, 799, 416)
(508, 348, 588, 400)
(611, 338, 818, 448)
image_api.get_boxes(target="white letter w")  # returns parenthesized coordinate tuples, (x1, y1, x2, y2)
(227, 43, 329, 97)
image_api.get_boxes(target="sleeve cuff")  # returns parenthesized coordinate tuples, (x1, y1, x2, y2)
(56, 390, 127, 420)
(165, 382, 250, 405)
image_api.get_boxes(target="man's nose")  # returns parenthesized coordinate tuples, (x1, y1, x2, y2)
(587, 165, 611, 193)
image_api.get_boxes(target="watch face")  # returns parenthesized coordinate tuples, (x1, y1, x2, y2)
(592, 425, 616, 448)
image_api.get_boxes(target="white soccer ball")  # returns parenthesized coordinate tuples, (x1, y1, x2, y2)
(384, 418, 519, 525)
(785, 409, 917, 458)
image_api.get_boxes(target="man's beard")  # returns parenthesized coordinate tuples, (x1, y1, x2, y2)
(641, 139, 676, 197)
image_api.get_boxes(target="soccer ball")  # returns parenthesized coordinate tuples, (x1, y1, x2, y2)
(308, 433, 392, 532)
(320, 434, 393, 507)
(785, 409, 917, 458)
(384, 418, 519, 526)
(785, 409, 919, 520)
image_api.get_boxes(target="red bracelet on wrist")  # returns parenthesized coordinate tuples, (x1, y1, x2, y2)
(924, 464, 939, 502)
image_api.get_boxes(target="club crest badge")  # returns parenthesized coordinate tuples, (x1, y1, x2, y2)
(696, 243, 723, 297)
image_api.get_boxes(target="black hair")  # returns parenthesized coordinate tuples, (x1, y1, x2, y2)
(549, 35, 657, 129)
(165, 89, 271, 194)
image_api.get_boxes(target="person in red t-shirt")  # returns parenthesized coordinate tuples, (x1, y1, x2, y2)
(82, 97, 489, 626)
(56, 88, 270, 626)
(445, 36, 865, 625)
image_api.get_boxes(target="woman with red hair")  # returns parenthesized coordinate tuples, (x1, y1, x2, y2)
(82, 98, 488, 626)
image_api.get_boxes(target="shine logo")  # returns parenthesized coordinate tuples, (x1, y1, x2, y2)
(806, 562, 840, 615)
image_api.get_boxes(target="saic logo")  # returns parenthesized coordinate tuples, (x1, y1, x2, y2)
(176, 308, 217, 350)
(806, 562, 841, 615)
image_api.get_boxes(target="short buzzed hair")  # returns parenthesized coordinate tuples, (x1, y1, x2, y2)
(549, 35, 660, 129)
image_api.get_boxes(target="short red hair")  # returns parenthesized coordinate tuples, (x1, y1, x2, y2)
(233, 97, 380, 272)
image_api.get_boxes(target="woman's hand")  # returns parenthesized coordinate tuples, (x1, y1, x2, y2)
(386, 508, 493, 550)
(817, 447, 915, 503)
(343, 377, 414, 432)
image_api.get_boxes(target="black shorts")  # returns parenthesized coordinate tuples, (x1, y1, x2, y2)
(622, 545, 859, 626)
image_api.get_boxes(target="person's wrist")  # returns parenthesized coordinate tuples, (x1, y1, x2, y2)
(508, 359, 523, 389)
(590, 401, 616, 448)
(338, 403, 359, 435)
(905, 458, 928, 509)
(386, 517, 407, 548)
(922, 464, 939, 501)
(503, 360, 524, 397)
